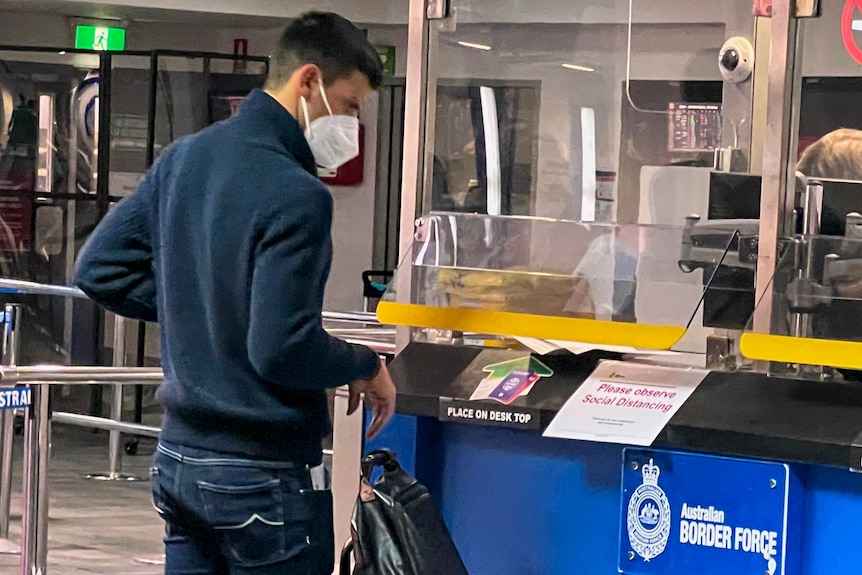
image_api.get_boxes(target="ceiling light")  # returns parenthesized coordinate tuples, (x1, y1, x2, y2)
(562, 64, 595, 72)
(458, 41, 491, 51)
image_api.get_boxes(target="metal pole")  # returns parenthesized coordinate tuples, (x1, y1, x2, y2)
(791, 181, 823, 369)
(0, 304, 21, 555)
(803, 181, 823, 238)
(394, 0, 431, 355)
(19, 381, 49, 575)
(51, 413, 160, 438)
(754, 0, 801, 334)
(85, 316, 141, 482)
(1, 367, 165, 385)
(108, 317, 125, 477)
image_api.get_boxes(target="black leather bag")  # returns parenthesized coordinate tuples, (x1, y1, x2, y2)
(341, 450, 470, 575)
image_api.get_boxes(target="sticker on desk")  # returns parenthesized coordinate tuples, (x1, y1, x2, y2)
(0, 386, 31, 410)
(543, 360, 706, 446)
(470, 356, 553, 404)
(439, 398, 540, 430)
(619, 448, 800, 575)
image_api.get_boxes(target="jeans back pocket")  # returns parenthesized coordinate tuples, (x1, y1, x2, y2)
(198, 475, 288, 567)
(197, 467, 334, 572)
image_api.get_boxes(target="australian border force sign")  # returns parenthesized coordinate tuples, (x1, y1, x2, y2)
(619, 449, 801, 575)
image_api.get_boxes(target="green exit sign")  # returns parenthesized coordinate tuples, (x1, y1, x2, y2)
(375, 45, 396, 76)
(75, 26, 126, 51)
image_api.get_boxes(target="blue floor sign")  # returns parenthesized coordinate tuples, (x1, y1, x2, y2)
(619, 448, 801, 575)
(0, 386, 31, 410)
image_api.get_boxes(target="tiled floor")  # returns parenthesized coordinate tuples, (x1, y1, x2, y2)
(0, 426, 165, 574)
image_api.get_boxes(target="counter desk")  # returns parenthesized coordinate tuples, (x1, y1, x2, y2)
(368, 342, 862, 575)
(367, 213, 862, 574)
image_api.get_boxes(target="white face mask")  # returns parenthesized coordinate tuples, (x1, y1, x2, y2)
(301, 82, 360, 171)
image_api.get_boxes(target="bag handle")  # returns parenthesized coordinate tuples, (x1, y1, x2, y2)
(361, 449, 400, 479)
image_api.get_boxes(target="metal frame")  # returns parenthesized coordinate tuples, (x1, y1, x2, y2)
(3, 367, 164, 575)
(754, 0, 803, 334)
(0, 304, 20, 555)
(394, 0, 432, 353)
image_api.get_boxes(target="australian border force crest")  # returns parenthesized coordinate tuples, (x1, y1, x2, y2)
(627, 459, 671, 561)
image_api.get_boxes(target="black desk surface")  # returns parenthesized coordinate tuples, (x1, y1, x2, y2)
(388, 342, 862, 470)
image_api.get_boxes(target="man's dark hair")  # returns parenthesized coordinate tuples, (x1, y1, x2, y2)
(266, 12, 383, 90)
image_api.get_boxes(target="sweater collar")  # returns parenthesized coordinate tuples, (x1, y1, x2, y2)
(237, 90, 318, 176)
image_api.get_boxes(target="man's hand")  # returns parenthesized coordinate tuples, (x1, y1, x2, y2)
(348, 359, 397, 440)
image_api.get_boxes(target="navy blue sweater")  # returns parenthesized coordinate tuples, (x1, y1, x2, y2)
(75, 90, 380, 464)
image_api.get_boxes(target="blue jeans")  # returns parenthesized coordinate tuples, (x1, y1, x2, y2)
(151, 441, 334, 575)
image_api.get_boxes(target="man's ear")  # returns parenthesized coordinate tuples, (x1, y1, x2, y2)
(292, 64, 321, 99)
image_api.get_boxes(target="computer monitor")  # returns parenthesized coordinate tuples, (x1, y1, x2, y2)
(705, 174, 862, 236)
(667, 103, 722, 153)
(700, 172, 761, 329)
(707, 172, 762, 220)
(817, 178, 862, 236)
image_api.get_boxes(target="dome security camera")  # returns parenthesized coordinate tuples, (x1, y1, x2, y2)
(719, 37, 754, 84)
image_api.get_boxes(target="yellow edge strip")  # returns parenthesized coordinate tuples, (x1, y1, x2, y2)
(377, 302, 684, 350)
(741, 333, 862, 370)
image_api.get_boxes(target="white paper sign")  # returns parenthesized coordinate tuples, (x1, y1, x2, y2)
(514, 337, 680, 358)
(543, 360, 707, 446)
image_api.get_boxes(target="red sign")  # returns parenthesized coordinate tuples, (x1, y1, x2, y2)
(843, 0, 862, 65)
(0, 194, 32, 253)
(753, 0, 773, 17)
(233, 39, 249, 74)
(319, 124, 366, 187)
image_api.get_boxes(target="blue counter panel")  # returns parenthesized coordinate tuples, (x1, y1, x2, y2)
(369, 415, 862, 575)
(799, 464, 862, 575)
(430, 423, 623, 575)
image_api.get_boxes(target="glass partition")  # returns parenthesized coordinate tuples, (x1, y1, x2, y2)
(378, 213, 739, 350)
(421, 0, 758, 226)
(731, 0, 862, 359)
(741, 234, 862, 375)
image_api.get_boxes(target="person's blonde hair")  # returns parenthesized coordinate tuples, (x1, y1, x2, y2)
(797, 129, 862, 181)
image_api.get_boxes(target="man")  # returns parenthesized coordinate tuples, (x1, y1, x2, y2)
(75, 12, 397, 574)
(796, 129, 862, 355)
